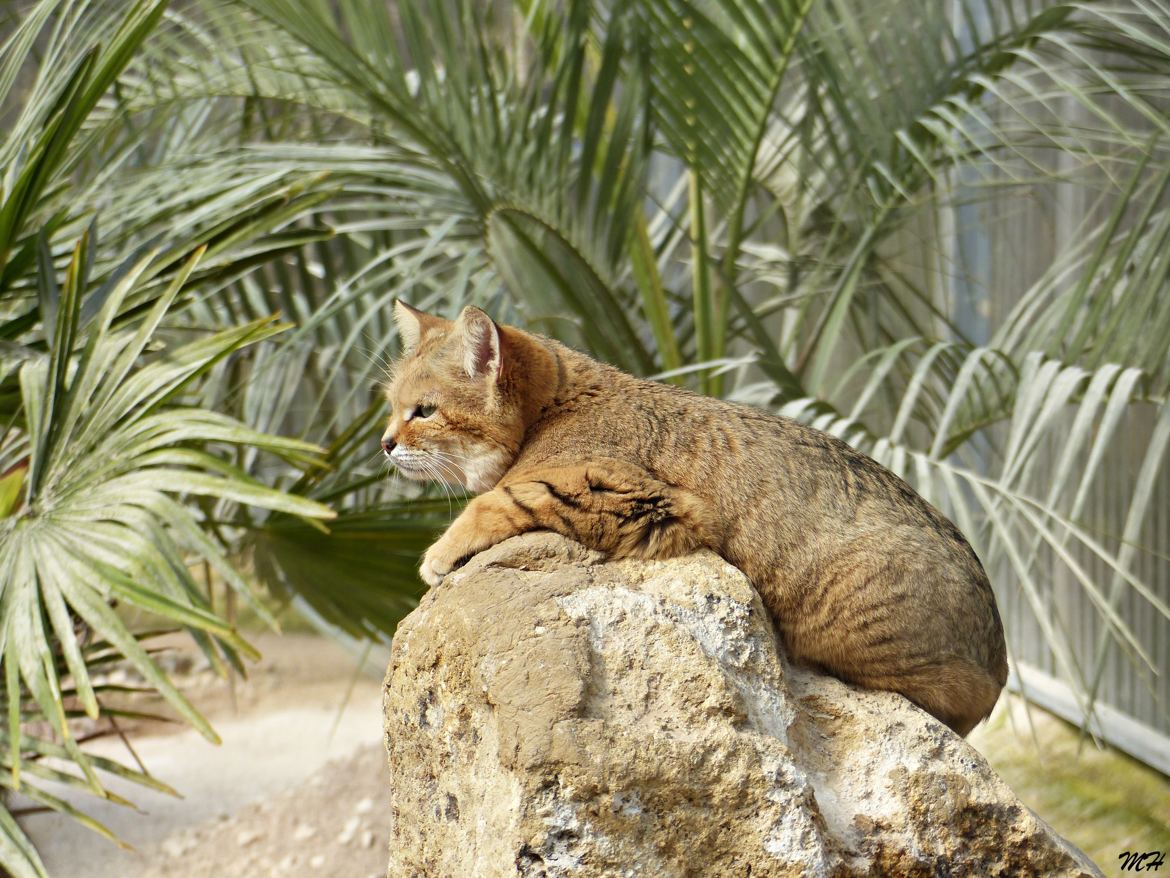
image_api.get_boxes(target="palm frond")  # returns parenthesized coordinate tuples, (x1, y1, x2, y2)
(0, 237, 332, 871)
(249, 499, 451, 641)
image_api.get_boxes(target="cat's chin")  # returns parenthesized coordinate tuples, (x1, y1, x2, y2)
(462, 454, 509, 493)
(400, 468, 464, 490)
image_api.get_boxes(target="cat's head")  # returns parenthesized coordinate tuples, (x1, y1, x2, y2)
(381, 302, 525, 492)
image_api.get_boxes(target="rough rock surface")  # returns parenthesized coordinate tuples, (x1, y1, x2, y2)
(383, 533, 1102, 878)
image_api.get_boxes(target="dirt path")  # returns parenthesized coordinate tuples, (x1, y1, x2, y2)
(18, 633, 391, 878)
(137, 743, 389, 878)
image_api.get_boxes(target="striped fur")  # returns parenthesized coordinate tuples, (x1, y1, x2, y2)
(382, 303, 1008, 737)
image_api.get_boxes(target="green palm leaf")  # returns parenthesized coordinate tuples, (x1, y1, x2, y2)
(0, 237, 333, 875)
(249, 499, 451, 642)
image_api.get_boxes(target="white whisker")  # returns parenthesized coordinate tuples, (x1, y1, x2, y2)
(418, 457, 456, 519)
(429, 449, 479, 464)
(428, 455, 465, 484)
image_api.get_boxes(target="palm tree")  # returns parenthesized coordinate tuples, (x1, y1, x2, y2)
(3, 0, 1169, 873)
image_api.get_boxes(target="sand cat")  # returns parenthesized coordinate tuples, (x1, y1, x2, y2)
(382, 302, 1008, 736)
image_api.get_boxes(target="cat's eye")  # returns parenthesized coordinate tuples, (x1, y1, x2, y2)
(414, 404, 438, 419)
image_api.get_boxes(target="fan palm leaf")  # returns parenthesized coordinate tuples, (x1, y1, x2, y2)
(0, 233, 333, 876)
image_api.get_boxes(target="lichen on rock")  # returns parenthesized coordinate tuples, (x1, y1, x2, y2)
(383, 533, 1102, 878)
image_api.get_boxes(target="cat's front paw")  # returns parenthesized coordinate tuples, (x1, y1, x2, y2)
(416, 557, 442, 592)
(420, 537, 473, 587)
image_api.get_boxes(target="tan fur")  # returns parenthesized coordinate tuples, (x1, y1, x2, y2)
(383, 304, 1009, 737)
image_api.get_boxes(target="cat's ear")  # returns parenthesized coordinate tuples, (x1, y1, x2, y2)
(394, 300, 443, 354)
(456, 305, 502, 380)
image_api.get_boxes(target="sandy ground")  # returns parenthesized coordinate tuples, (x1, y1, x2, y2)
(135, 744, 388, 878)
(17, 633, 392, 878)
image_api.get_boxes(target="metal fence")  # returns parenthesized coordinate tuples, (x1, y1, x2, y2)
(944, 136, 1170, 772)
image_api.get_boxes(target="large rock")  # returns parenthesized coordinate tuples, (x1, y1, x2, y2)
(383, 533, 1101, 878)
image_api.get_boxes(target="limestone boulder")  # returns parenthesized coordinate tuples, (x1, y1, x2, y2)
(383, 533, 1101, 877)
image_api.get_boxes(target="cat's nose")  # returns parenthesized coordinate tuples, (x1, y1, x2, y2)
(381, 437, 396, 455)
